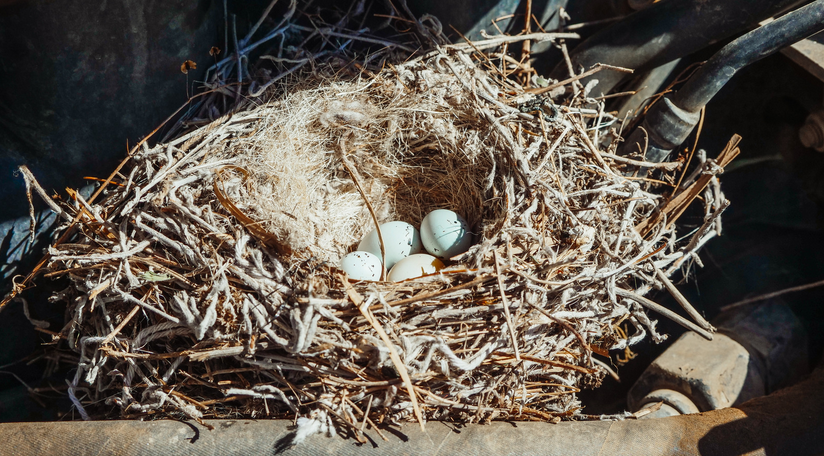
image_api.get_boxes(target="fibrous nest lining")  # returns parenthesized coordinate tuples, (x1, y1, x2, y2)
(20, 5, 734, 442)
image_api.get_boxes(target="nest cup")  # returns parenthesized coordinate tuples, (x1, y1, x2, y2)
(224, 77, 496, 266)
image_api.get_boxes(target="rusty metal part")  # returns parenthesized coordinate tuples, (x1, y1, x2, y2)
(637, 388, 701, 418)
(800, 109, 824, 152)
(629, 331, 764, 412)
(629, 301, 808, 415)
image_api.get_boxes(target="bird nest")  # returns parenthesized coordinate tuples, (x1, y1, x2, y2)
(11, 8, 737, 443)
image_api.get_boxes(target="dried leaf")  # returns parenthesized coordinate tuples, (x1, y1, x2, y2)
(180, 60, 197, 74)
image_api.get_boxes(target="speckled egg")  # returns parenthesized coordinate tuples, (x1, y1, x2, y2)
(340, 251, 383, 281)
(357, 221, 422, 270)
(420, 209, 472, 258)
(387, 253, 445, 282)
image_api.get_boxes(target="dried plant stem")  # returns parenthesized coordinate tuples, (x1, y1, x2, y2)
(341, 277, 425, 431)
(527, 63, 633, 95)
(615, 288, 713, 340)
(340, 142, 387, 281)
(100, 304, 140, 346)
(720, 278, 824, 311)
(447, 32, 580, 52)
(600, 152, 681, 171)
(655, 268, 713, 331)
(494, 251, 521, 362)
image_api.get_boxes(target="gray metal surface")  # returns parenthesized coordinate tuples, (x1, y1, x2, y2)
(3, 364, 824, 455)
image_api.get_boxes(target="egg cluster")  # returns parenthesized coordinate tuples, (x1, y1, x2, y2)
(340, 209, 472, 282)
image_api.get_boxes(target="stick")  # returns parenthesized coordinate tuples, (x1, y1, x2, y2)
(521, 0, 533, 79)
(615, 288, 713, 340)
(19, 166, 73, 223)
(383, 275, 493, 307)
(494, 251, 520, 362)
(636, 134, 740, 235)
(340, 276, 425, 431)
(344, 397, 389, 442)
(445, 32, 580, 52)
(526, 63, 633, 95)
(599, 152, 681, 171)
(526, 302, 593, 365)
(573, 118, 613, 175)
(100, 304, 141, 346)
(340, 141, 387, 281)
(720, 277, 824, 311)
(492, 351, 596, 374)
(655, 268, 713, 331)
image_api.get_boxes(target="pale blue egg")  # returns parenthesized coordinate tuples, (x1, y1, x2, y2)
(420, 209, 472, 258)
(357, 221, 422, 270)
(340, 251, 383, 281)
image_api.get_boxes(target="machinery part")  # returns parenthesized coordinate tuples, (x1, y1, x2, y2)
(628, 301, 808, 416)
(2, 364, 824, 455)
(799, 109, 824, 152)
(552, 0, 806, 97)
(408, 0, 567, 44)
(621, 96, 701, 162)
(628, 331, 765, 413)
(620, 0, 824, 162)
(636, 388, 701, 419)
(615, 59, 681, 121)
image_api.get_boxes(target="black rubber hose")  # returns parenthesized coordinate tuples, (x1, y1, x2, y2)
(673, 0, 824, 113)
(618, 0, 824, 162)
(551, 0, 806, 97)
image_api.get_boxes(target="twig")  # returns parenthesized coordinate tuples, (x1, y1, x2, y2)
(339, 140, 387, 281)
(526, 64, 634, 95)
(526, 302, 593, 366)
(100, 305, 141, 346)
(600, 152, 681, 171)
(494, 251, 520, 361)
(636, 134, 741, 235)
(673, 107, 706, 192)
(446, 32, 580, 52)
(615, 288, 713, 340)
(344, 396, 389, 442)
(341, 276, 425, 431)
(18, 166, 73, 223)
(655, 268, 713, 331)
(721, 278, 824, 311)
(383, 275, 494, 307)
(521, 0, 533, 81)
